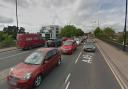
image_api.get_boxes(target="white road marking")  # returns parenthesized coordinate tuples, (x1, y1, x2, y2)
(75, 51, 82, 64)
(82, 59, 92, 64)
(0, 49, 18, 54)
(0, 51, 30, 60)
(65, 81, 70, 89)
(65, 73, 71, 84)
(96, 43, 128, 89)
(83, 55, 92, 59)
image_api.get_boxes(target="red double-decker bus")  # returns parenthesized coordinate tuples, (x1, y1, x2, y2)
(16, 33, 45, 50)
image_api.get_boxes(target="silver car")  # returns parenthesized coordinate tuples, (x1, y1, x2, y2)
(83, 43, 96, 52)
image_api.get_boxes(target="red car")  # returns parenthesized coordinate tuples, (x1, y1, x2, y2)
(60, 40, 77, 54)
(7, 48, 61, 89)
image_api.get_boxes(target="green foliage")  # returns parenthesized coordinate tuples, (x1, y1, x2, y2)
(0, 31, 15, 48)
(94, 27, 115, 39)
(76, 28, 85, 36)
(94, 26, 128, 45)
(3, 26, 25, 39)
(60, 25, 84, 37)
(0, 31, 4, 41)
(94, 27, 103, 38)
(2, 35, 14, 47)
(103, 27, 115, 39)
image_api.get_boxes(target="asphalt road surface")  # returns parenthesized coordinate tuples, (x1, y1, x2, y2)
(0, 44, 122, 89)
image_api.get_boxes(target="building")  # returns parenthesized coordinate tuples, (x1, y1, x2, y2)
(40, 25, 62, 39)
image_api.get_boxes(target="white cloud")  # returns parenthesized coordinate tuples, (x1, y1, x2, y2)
(0, 0, 126, 32)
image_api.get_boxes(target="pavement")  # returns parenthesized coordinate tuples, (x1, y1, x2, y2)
(0, 43, 123, 89)
(96, 39, 128, 89)
(0, 47, 17, 53)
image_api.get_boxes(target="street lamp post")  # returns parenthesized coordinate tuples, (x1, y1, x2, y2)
(123, 0, 127, 51)
(15, 0, 19, 33)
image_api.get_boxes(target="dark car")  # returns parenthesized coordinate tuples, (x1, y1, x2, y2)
(47, 39, 62, 47)
(7, 48, 61, 89)
(83, 42, 96, 52)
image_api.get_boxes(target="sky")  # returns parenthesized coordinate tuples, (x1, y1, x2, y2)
(0, 0, 126, 33)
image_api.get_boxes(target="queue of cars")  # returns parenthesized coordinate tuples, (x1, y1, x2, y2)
(8, 36, 95, 89)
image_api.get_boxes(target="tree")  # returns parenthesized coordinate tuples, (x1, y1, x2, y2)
(0, 32, 14, 47)
(60, 25, 76, 37)
(94, 27, 103, 38)
(60, 25, 84, 37)
(76, 28, 85, 36)
(19, 27, 25, 33)
(2, 34, 13, 47)
(103, 27, 115, 39)
(3, 26, 25, 39)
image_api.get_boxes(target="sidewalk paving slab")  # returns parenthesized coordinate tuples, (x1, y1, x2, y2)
(96, 39, 128, 88)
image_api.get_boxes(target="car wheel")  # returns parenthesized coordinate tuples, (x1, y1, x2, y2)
(29, 46, 32, 50)
(34, 75, 42, 87)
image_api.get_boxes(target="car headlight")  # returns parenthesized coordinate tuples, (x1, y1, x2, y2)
(23, 73, 31, 80)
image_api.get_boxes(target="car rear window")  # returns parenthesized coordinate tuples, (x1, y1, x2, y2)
(63, 41, 73, 46)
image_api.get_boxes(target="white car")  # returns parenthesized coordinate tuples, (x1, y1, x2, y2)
(76, 40, 81, 45)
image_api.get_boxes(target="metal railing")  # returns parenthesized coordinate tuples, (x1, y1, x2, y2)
(100, 38, 128, 52)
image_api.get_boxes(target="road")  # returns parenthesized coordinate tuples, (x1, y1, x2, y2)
(0, 44, 122, 89)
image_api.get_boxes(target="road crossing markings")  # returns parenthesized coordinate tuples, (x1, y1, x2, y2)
(82, 59, 92, 64)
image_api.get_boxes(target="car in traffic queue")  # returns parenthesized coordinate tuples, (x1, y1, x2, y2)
(60, 40, 77, 55)
(74, 38, 81, 46)
(7, 48, 61, 89)
(47, 39, 62, 47)
(83, 42, 96, 52)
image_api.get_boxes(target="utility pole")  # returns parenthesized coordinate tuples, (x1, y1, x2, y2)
(123, 0, 127, 51)
(15, 0, 19, 33)
(98, 18, 100, 27)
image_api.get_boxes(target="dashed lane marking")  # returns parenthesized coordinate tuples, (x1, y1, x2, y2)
(75, 51, 82, 64)
(65, 73, 71, 84)
(65, 81, 70, 89)
(0, 51, 30, 61)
